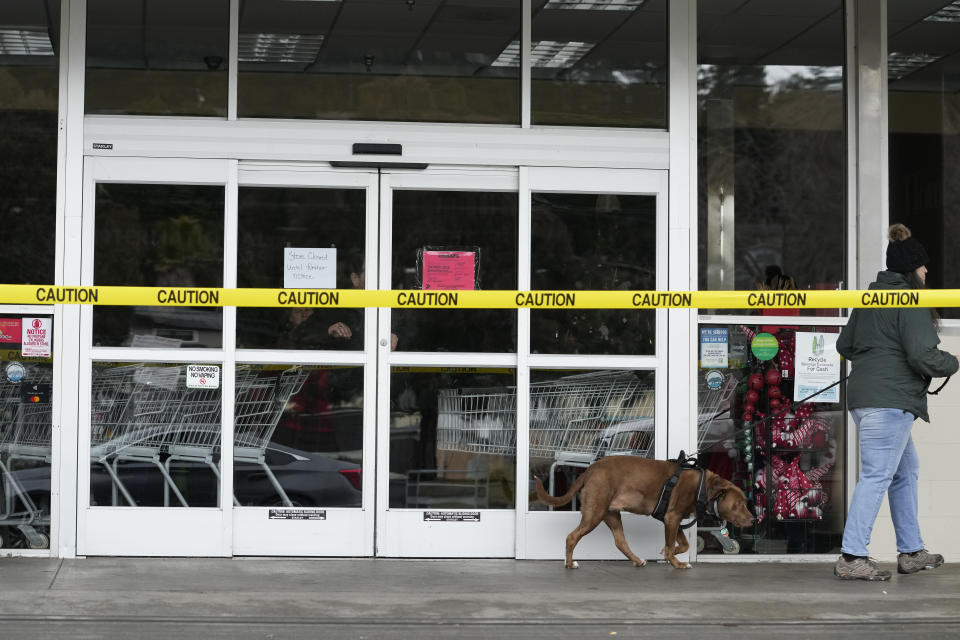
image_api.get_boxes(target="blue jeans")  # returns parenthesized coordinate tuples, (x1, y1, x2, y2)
(841, 408, 924, 557)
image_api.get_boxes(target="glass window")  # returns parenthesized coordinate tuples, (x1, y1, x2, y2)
(235, 364, 362, 508)
(389, 368, 516, 509)
(531, 192, 655, 355)
(0, 2, 59, 284)
(90, 362, 222, 507)
(238, 0, 521, 124)
(391, 190, 518, 353)
(531, 0, 667, 127)
(695, 323, 845, 554)
(697, 2, 846, 312)
(888, 2, 960, 317)
(236, 187, 367, 350)
(86, 0, 229, 116)
(92, 183, 224, 348)
(1, 314, 54, 549)
(529, 369, 655, 512)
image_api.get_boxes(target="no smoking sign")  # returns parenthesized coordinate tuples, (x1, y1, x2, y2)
(186, 364, 220, 389)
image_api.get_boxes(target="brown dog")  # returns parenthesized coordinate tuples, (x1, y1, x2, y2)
(535, 455, 755, 569)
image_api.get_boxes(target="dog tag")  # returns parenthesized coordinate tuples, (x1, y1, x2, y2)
(719, 527, 728, 536)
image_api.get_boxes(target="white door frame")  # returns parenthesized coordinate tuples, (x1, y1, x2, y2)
(77, 156, 233, 556)
(518, 167, 670, 561)
(231, 163, 378, 556)
(375, 166, 520, 557)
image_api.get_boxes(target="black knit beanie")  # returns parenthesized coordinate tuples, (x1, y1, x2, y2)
(886, 223, 929, 273)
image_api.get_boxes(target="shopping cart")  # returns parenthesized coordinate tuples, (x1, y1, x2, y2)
(437, 370, 656, 497)
(0, 363, 54, 549)
(89, 364, 308, 508)
(437, 386, 517, 456)
(528, 371, 654, 496)
(696, 373, 738, 449)
(233, 366, 309, 507)
(91, 365, 189, 506)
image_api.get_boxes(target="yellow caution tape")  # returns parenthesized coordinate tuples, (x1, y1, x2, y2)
(2, 349, 52, 363)
(3, 284, 960, 309)
(392, 367, 516, 374)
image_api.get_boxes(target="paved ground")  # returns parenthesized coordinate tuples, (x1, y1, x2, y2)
(0, 557, 958, 639)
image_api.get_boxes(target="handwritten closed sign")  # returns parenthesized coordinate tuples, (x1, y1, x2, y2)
(284, 248, 336, 289)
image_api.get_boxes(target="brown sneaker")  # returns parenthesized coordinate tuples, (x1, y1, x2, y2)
(834, 555, 892, 581)
(898, 550, 943, 574)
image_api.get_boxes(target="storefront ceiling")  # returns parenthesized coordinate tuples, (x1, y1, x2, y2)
(0, 0, 60, 59)
(889, 1, 960, 92)
(699, 1, 842, 67)
(2, 0, 957, 92)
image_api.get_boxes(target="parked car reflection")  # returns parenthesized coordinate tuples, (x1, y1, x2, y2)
(4, 443, 360, 526)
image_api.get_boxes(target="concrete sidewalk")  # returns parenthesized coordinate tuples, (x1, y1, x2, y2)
(0, 557, 958, 639)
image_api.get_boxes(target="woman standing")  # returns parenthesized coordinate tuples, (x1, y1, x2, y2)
(833, 224, 958, 580)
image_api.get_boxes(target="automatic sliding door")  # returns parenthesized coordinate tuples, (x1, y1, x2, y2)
(521, 168, 668, 561)
(232, 166, 377, 556)
(78, 157, 230, 556)
(377, 169, 519, 558)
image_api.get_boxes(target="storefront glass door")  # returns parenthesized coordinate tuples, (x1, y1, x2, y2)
(376, 168, 520, 557)
(76, 159, 667, 559)
(519, 168, 669, 561)
(231, 165, 378, 556)
(78, 157, 231, 556)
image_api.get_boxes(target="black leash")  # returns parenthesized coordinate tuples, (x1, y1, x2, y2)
(705, 374, 849, 430)
(706, 369, 951, 429)
(927, 375, 951, 395)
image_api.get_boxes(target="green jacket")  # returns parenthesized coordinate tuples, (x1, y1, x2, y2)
(837, 271, 958, 422)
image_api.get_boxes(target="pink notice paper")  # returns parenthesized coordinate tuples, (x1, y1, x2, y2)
(422, 251, 476, 290)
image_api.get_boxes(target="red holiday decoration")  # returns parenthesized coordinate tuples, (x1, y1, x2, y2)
(754, 456, 833, 523)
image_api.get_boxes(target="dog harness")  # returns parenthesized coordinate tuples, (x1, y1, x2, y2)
(650, 451, 721, 530)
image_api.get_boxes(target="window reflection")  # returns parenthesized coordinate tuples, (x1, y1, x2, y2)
(236, 187, 366, 350)
(90, 363, 223, 508)
(0, 2, 59, 284)
(888, 2, 960, 317)
(92, 184, 225, 348)
(531, 0, 667, 127)
(697, 2, 846, 308)
(1, 318, 54, 549)
(88, 363, 357, 509)
(390, 368, 516, 509)
(86, 0, 229, 116)
(238, 0, 520, 123)
(237, 365, 363, 508)
(531, 192, 655, 355)
(391, 190, 518, 353)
